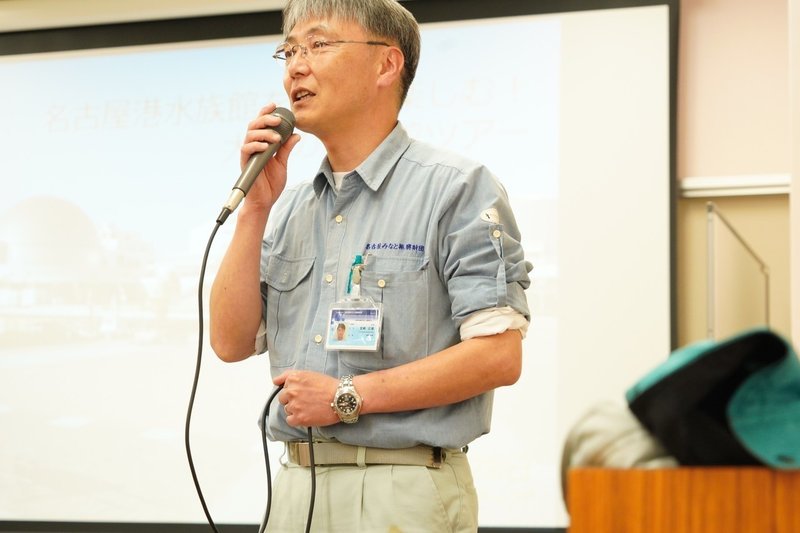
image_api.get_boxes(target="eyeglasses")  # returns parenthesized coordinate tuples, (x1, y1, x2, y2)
(273, 35, 390, 63)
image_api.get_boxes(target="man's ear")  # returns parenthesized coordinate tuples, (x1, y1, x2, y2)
(376, 46, 404, 91)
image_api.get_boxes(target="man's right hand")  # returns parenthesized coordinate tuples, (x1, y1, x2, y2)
(239, 102, 301, 211)
(209, 103, 300, 362)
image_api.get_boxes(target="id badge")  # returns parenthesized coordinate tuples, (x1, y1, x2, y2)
(326, 301, 382, 351)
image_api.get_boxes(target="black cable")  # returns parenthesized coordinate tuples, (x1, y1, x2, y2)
(258, 387, 316, 533)
(186, 217, 317, 533)
(185, 221, 223, 533)
(258, 385, 282, 533)
(306, 426, 316, 533)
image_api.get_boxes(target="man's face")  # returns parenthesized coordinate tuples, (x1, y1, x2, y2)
(282, 18, 384, 137)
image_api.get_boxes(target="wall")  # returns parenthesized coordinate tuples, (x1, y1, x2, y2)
(678, 195, 790, 343)
(792, 0, 800, 343)
(677, 0, 792, 346)
(0, 0, 283, 31)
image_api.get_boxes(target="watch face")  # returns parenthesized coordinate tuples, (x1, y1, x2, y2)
(336, 393, 358, 414)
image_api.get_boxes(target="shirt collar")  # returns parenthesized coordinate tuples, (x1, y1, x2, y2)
(312, 122, 412, 197)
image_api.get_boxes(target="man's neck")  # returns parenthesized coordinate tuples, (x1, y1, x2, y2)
(321, 115, 398, 172)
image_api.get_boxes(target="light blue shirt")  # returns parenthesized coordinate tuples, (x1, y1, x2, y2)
(260, 122, 531, 449)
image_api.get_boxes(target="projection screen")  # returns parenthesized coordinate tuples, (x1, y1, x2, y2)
(0, 1, 676, 529)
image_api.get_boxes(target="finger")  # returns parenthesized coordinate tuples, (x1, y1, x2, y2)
(277, 389, 289, 406)
(273, 371, 290, 386)
(257, 103, 278, 117)
(246, 114, 274, 133)
(241, 141, 271, 159)
(273, 134, 301, 167)
(283, 133, 302, 152)
(261, 111, 285, 129)
(244, 128, 283, 145)
(246, 106, 283, 135)
(240, 142, 273, 170)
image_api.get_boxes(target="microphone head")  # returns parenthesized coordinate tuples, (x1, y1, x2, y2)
(272, 107, 296, 144)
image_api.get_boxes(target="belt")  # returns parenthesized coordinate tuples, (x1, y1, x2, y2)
(287, 441, 453, 469)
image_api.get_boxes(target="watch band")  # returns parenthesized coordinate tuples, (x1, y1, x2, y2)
(331, 374, 362, 424)
(341, 374, 354, 389)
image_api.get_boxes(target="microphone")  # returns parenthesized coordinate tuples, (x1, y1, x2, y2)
(217, 107, 295, 224)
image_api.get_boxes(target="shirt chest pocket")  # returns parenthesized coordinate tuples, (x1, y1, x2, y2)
(264, 255, 315, 369)
(339, 256, 429, 373)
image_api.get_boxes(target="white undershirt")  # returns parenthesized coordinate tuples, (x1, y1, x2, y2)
(332, 171, 348, 191)
(459, 306, 528, 340)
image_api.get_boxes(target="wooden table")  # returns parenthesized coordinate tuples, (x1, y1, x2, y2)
(567, 467, 800, 533)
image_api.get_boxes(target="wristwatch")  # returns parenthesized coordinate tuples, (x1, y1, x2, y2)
(331, 375, 362, 424)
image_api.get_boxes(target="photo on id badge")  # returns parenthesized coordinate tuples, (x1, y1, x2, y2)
(325, 306, 382, 351)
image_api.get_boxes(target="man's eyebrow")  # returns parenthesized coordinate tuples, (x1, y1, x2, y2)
(286, 24, 332, 43)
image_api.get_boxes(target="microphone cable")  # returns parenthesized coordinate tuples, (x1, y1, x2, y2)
(185, 219, 317, 533)
(185, 220, 223, 533)
(257, 388, 316, 533)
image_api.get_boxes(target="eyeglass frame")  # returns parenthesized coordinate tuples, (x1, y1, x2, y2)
(272, 36, 391, 63)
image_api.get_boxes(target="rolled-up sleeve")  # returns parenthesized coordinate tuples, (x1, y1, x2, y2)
(437, 167, 532, 329)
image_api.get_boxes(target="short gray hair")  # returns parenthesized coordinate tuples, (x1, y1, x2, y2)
(282, 0, 420, 107)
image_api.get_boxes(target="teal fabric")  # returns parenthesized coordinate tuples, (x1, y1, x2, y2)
(624, 338, 716, 405)
(626, 327, 800, 469)
(729, 332, 800, 468)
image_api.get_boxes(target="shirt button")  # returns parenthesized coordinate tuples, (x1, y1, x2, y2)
(493, 230, 502, 239)
(335, 214, 344, 224)
(314, 334, 323, 344)
(377, 279, 386, 288)
(325, 274, 333, 283)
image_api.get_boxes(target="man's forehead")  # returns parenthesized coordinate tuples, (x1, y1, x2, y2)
(286, 18, 363, 41)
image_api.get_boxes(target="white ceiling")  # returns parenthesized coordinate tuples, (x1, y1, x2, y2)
(0, 0, 286, 32)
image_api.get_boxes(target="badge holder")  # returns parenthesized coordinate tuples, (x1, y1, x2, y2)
(325, 255, 383, 352)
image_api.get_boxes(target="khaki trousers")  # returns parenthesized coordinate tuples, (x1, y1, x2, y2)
(264, 449, 478, 533)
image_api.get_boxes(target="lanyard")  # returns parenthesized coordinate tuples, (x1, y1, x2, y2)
(346, 254, 365, 299)
(327, 254, 382, 352)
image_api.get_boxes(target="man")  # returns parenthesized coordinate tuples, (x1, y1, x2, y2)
(335, 322, 347, 341)
(210, 0, 531, 530)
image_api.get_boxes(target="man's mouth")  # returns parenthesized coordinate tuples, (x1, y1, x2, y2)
(293, 90, 316, 102)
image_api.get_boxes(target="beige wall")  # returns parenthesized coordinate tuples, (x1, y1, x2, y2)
(677, 0, 792, 346)
(678, 196, 791, 343)
(792, 0, 800, 343)
(679, 0, 789, 178)
(0, 0, 283, 31)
